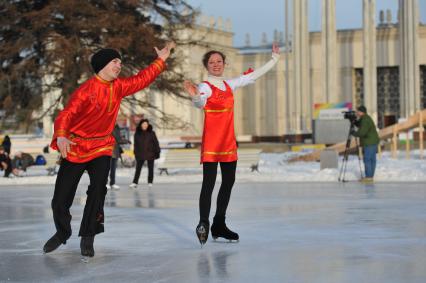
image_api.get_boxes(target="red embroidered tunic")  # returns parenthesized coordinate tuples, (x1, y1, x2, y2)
(201, 81, 237, 163)
(50, 58, 166, 163)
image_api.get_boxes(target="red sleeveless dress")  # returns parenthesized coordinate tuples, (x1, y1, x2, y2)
(201, 81, 238, 163)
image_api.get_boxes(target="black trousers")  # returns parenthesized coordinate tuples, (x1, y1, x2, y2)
(1, 157, 12, 177)
(109, 158, 118, 185)
(132, 159, 154, 184)
(2, 163, 12, 177)
(51, 156, 111, 243)
(199, 161, 237, 222)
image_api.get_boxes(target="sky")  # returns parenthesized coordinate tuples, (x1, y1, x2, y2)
(186, 0, 426, 47)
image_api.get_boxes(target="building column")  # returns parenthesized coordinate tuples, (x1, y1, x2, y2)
(399, 0, 421, 118)
(292, 0, 310, 133)
(363, 0, 377, 123)
(321, 0, 337, 103)
(284, 0, 291, 134)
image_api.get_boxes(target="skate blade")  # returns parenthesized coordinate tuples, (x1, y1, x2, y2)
(196, 229, 208, 247)
(211, 236, 238, 242)
(211, 237, 239, 243)
(197, 238, 207, 248)
(197, 237, 207, 247)
(81, 256, 90, 263)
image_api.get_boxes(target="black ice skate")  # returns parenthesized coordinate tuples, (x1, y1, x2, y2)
(80, 236, 95, 261)
(43, 233, 64, 253)
(211, 216, 239, 242)
(196, 221, 210, 247)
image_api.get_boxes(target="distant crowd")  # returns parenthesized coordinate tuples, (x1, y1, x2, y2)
(0, 135, 50, 178)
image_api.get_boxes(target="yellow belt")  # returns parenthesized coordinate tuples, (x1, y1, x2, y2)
(69, 133, 111, 141)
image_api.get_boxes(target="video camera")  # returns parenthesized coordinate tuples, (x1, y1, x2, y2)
(342, 110, 358, 125)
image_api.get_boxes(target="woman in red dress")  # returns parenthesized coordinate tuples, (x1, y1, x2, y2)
(184, 44, 280, 245)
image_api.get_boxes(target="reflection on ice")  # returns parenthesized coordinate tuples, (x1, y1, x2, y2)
(197, 251, 236, 281)
(0, 182, 425, 283)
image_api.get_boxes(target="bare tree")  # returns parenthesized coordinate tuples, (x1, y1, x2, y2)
(0, 0, 196, 132)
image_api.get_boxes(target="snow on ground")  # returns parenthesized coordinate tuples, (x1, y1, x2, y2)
(1, 150, 426, 186)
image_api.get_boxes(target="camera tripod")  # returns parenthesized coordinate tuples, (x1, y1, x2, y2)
(338, 123, 364, 182)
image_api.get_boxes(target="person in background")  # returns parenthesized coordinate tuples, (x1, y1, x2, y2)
(129, 119, 160, 189)
(43, 144, 50, 154)
(352, 105, 380, 183)
(12, 151, 35, 175)
(107, 124, 129, 190)
(0, 145, 13, 177)
(1, 135, 11, 155)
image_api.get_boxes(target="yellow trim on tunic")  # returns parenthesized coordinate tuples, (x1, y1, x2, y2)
(68, 146, 114, 158)
(204, 108, 233, 113)
(108, 83, 113, 112)
(203, 150, 237, 155)
(94, 75, 113, 112)
(95, 75, 111, 84)
(55, 129, 68, 136)
(153, 59, 165, 72)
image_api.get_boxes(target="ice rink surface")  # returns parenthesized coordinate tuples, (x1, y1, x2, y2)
(1, 181, 425, 283)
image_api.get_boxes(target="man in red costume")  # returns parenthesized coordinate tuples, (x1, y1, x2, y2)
(43, 42, 175, 258)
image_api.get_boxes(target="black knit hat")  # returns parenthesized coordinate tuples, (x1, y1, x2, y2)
(91, 48, 121, 74)
(357, 105, 367, 113)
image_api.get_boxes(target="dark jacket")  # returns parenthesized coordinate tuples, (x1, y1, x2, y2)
(1, 136, 11, 155)
(0, 152, 12, 170)
(353, 114, 380, 147)
(133, 125, 160, 161)
(0, 152, 12, 177)
(112, 125, 128, 159)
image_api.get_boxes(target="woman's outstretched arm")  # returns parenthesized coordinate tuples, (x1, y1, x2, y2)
(226, 43, 280, 91)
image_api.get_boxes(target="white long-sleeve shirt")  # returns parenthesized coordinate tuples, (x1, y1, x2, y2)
(192, 53, 280, 108)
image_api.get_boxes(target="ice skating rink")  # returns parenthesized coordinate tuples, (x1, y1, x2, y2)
(1, 182, 425, 283)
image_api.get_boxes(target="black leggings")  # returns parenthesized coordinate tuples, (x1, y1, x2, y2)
(133, 159, 154, 184)
(199, 161, 237, 222)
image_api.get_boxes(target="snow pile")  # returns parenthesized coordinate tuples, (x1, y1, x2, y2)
(1, 151, 426, 186)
